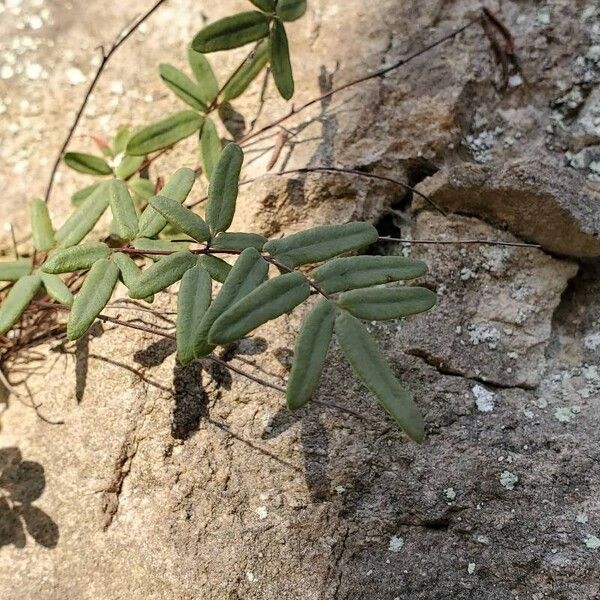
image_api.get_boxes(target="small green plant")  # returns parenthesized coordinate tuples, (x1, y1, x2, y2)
(65, 0, 304, 188)
(0, 144, 435, 441)
(64, 127, 155, 208)
(0, 0, 439, 442)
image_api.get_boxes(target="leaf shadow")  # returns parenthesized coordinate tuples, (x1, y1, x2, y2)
(262, 404, 332, 503)
(172, 361, 210, 441)
(133, 337, 176, 368)
(0, 446, 59, 549)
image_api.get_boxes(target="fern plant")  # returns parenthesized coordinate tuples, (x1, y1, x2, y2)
(0, 0, 438, 442)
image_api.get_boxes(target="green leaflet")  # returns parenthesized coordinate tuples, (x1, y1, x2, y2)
(148, 196, 210, 243)
(287, 299, 335, 410)
(137, 168, 196, 238)
(187, 47, 219, 105)
(109, 180, 139, 241)
(112, 252, 155, 304)
(0, 274, 42, 335)
(115, 154, 144, 180)
(197, 254, 232, 283)
(337, 286, 436, 321)
(71, 183, 100, 207)
(276, 0, 307, 21)
(40, 272, 73, 306)
(159, 63, 209, 112)
(55, 182, 110, 248)
(112, 127, 131, 156)
(195, 247, 268, 356)
(221, 39, 269, 101)
(249, 0, 276, 11)
(177, 265, 212, 365)
(126, 111, 204, 156)
(212, 232, 267, 252)
(112, 252, 141, 291)
(128, 250, 196, 299)
(192, 11, 271, 53)
(42, 242, 110, 274)
(0, 259, 32, 282)
(334, 311, 424, 442)
(129, 177, 155, 203)
(199, 118, 222, 181)
(63, 152, 112, 176)
(30, 199, 55, 252)
(263, 222, 378, 268)
(209, 271, 310, 346)
(206, 143, 244, 235)
(67, 259, 119, 340)
(108, 254, 153, 303)
(269, 19, 294, 100)
(312, 255, 428, 294)
(158, 222, 185, 239)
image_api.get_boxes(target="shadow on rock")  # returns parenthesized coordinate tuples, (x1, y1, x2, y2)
(172, 362, 210, 441)
(133, 337, 176, 368)
(262, 404, 332, 502)
(0, 447, 59, 549)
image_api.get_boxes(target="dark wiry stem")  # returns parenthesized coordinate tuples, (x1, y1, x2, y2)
(239, 17, 479, 144)
(206, 43, 262, 113)
(43, 0, 169, 204)
(378, 236, 541, 248)
(34, 302, 367, 422)
(279, 167, 447, 216)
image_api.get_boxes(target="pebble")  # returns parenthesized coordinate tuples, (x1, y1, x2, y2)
(0, 65, 14, 79)
(25, 62, 43, 80)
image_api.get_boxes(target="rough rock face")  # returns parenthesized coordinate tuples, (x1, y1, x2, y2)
(1, 1, 600, 599)
(401, 212, 579, 389)
(416, 161, 600, 258)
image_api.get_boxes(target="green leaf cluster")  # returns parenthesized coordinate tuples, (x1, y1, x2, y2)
(191, 1, 304, 101)
(1, 3, 441, 441)
(63, 127, 152, 209)
(62, 1, 310, 246)
(2, 142, 435, 440)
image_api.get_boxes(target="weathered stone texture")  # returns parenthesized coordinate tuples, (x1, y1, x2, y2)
(1, 1, 599, 599)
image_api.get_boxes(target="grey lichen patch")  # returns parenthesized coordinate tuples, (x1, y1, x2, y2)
(444, 487, 457, 501)
(499, 471, 519, 490)
(472, 385, 495, 413)
(553, 407, 576, 423)
(388, 535, 404, 553)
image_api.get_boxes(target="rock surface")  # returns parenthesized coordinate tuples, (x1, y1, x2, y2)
(416, 160, 600, 257)
(1, 1, 600, 599)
